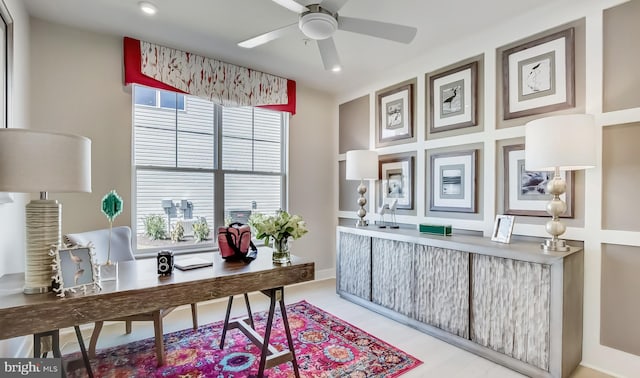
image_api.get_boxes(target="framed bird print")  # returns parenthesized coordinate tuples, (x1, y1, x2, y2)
(429, 61, 478, 133)
(50, 245, 101, 297)
(502, 27, 575, 119)
(503, 144, 574, 217)
(430, 149, 477, 213)
(376, 82, 414, 146)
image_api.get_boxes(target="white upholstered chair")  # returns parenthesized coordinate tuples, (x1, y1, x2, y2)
(64, 226, 198, 365)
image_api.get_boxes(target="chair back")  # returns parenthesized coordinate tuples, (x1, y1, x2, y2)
(64, 226, 135, 263)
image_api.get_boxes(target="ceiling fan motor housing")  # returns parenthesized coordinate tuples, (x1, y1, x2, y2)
(299, 5, 338, 40)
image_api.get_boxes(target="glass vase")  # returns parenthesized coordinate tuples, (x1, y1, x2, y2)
(272, 237, 291, 264)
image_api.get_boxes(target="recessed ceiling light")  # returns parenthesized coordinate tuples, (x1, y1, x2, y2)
(332, 66, 341, 72)
(139, 1, 158, 15)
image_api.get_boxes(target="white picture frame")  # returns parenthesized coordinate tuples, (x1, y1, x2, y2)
(491, 215, 515, 243)
(50, 245, 101, 297)
(430, 150, 477, 213)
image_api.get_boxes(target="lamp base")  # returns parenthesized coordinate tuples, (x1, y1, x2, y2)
(355, 219, 368, 227)
(25, 198, 61, 294)
(540, 238, 570, 253)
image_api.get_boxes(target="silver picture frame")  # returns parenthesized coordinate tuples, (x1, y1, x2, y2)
(503, 144, 574, 217)
(430, 149, 477, 213)
(491, 214, 515, 243)
(429, 61, 478, 133)
(377, 83, 414, 145)
(502, 28, 575, 120)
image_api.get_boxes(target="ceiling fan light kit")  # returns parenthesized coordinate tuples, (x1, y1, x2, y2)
(299, 6, 337, 40)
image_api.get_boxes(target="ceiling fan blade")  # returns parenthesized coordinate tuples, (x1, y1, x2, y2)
(271, 0, 309, 13)
(320, 0, 350, 13)
(317, 37, 341, 71)
(338, 16, 417, 44)
(238, 23, 299, 48)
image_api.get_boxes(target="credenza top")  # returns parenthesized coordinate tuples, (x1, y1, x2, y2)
(337, 225, 582, 265)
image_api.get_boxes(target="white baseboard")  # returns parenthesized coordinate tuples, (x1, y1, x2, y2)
(315, 268, 335, 280)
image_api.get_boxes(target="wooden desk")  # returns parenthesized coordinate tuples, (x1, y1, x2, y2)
(0, 249, 314, 341)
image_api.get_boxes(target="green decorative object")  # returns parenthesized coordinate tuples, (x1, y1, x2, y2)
(102, 190, 123, 222)
(419, 223, 452, 236)
(101, 190, 124, 266)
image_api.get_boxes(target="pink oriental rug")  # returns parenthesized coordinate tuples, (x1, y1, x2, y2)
(66, 300, 422, 377)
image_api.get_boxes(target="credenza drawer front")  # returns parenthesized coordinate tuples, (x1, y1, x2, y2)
(338, 232, 371, 300)
(413, 245, 469, 338)
(371, 238, 413, 316)
(471, 254, 551, 371)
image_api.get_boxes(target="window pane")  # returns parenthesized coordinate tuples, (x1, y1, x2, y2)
(176, 97, 215, 169)
(134, 127, 176, 167)
(222, 107, 252, 170)
(225, 174, 282, 216)
(178, 97, 214, 133)
(134, 86, 157, 106)
(254, 140, 280, 172)
(178, 131, 214, 169)
(254, 108, 281, 143)
(159, 91, 185, 110)
(136, 169, 214, 249)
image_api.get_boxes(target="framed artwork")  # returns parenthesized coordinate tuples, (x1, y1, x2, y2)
(429, 61, 478, 133)
(377, 83, 413, 144)
(502, 28, 575, 120)
(49, 245, 101, 297)
(379, 155, 414, 210)
(503, 144, 574, 217)
(430, 150, 477, 213)
(491, 215, 515, 243)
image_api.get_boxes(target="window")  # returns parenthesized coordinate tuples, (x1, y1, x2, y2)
(133, 85, 286, 252)
(0, 11, 6, 129)
(134, 86, 186, 111)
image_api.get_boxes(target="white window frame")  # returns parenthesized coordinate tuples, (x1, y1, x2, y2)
(131, 86, 287, 255)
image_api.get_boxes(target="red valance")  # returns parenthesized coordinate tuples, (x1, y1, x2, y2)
(123, 37, 296, 115)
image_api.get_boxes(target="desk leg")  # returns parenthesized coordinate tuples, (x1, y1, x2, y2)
(220, 295, 234, 349)
(243, 293, 255, 330)
(74, 326, 94, 378)
(278, 290, 301, 378)
(257, 292, 277, 378)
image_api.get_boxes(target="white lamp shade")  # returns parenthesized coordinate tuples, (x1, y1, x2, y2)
(0, 129, 92, 193)
(525, 114, 597, 171)
(346, 150, 378, 180)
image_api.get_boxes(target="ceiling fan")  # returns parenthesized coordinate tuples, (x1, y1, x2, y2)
(238, 0, 417, 72)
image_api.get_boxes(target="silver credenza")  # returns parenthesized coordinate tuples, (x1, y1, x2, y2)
(336, 225, 583, 378)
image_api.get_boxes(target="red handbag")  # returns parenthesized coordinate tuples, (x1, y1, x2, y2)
(217, 223, 257, 262)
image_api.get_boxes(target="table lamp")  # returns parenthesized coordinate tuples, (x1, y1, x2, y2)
(0, 129, 91, 293)
(524, 114, 596, 252)
(346, 150, 378, 227)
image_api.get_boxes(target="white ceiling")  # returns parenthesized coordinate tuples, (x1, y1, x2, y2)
(23, 0, 564, 95)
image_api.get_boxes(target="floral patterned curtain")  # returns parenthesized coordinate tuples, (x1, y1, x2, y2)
(123, 37, 296, 114)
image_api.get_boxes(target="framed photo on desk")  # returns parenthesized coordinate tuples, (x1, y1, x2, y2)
(50, 245, 101, 297)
